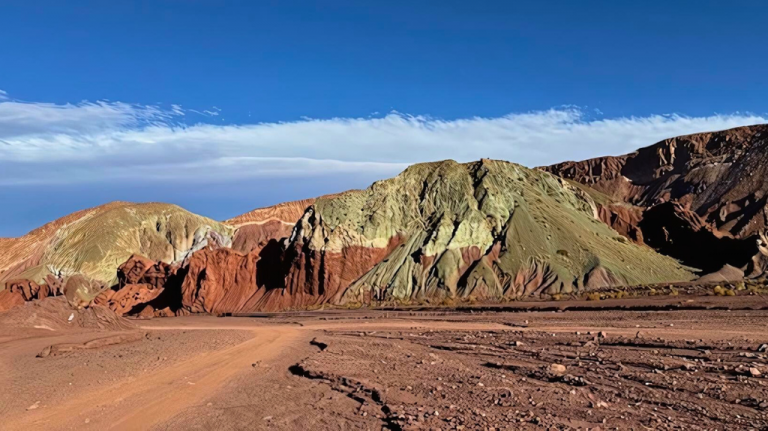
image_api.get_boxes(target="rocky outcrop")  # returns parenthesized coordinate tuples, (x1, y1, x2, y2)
(544, 124, 768, 274)
(284, 159, 693, 306)
(2, 198, 317, 314)
(0, 275, 65, 312)
(0, 202, 233, 298)
(94, 159, 694, 316)
(231, 220, 293, 254)
(91, 255, 186, 317)
(225, 198, 317, 227)
(225, 195, 346, 227)
(638, 202, 758, 273)
(596, 204, 645, 244)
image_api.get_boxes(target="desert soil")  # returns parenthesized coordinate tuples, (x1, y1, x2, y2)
(3, 294, 768, 430)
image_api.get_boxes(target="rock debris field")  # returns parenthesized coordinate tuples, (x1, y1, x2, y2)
(2, 294, 768, 430)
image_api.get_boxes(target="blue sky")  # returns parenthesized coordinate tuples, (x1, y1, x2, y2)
(1, 0, 767, 236)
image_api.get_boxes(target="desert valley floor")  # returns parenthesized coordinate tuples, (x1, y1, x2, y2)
(4, 294, 768, 430)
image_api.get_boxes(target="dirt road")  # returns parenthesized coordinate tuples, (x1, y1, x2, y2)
(1, 316, 509, 430)
(3, 299, 768, 430)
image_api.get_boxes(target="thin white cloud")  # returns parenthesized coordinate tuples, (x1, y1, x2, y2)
(0, 99, 179, 139)
(0, 89, 7, 100)
(0, 92, 765, 186)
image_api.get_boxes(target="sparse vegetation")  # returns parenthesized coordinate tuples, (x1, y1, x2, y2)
(586, 292, 601, 301)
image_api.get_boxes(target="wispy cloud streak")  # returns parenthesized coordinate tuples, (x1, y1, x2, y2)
(0, 92, 765, 185)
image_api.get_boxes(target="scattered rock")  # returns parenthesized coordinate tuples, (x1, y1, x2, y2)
(549, 364, 567, 375)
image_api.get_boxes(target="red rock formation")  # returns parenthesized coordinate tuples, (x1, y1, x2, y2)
(0, 276, 66, 312)
(283, 234, 404, 304)
(545, 125, 768, 274)
(180, 248, 262, 314)
(94, 283, 165, 315)
(91, 255, 186, 317)
(596, 204, 644, 244)
(231, 220, 293, 254)
(95, 233, 408, 316)
(0, 289, 25, 312)
(116, 255, 178, 289)
(225, 193, 348, 227)
(637, 202, 757, 273)
(94, 245, 293, 316)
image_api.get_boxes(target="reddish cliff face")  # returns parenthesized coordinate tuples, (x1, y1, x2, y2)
(596, 204, 645, 244)
(545, 124, 768, 273)
(224, 193, 346, 227)
(225, 198, 318, 227)
(94, 160, 693, 316)
(0, 275, 66, 312)
(231, 220, 293, 254)
(275, 160, 692, 307)
(1, 198, 311, 314)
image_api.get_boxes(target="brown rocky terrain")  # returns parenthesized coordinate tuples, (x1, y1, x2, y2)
(0, 202, 233, 311)
(4, 293, 768, 430)
(0, 198, 311, 313)
(5, 125, 768, 429)
(225, 197, 320, 227)
(545, 124, 768, 276)
(4, 125, 768, 318)
(90, 159, 694, 316)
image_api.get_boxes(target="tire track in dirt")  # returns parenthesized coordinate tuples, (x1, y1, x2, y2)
(3, 326, 306, 431)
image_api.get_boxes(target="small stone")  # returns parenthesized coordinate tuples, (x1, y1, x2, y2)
(549, 364, 567, 375)
(750, 367, 762, 377)
(598, 331, 608, 339)
(27, 401, 40, 411)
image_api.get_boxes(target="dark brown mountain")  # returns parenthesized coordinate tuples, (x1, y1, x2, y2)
(544, 124, 768, 276)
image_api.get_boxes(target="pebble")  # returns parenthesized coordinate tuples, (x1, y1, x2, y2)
(549, 363, 567, 375)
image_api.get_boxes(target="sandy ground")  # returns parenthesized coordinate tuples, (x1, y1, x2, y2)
(3, 295, 768, 430)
